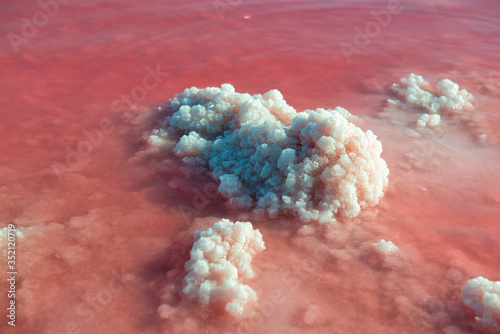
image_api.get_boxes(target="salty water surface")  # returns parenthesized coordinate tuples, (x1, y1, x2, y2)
(1, 0, 499, 333)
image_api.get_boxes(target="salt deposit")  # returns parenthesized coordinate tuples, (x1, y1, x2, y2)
(2, 0, 500, 333)
(391, 73, 474, 129)
(373, 239, 398, 253)
(156, 84, 389, 223)
(461, 276, 500, 332)
(183, 219, 265, 318)
(416, 113, 441, 129)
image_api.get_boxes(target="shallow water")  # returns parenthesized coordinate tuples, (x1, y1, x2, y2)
(1, 0, 499, 333)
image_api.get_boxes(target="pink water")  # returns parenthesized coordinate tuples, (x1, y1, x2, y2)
(1, 0, 499, 333)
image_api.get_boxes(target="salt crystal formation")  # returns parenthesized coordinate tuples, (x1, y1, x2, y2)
(460, 276, 500, 332)
(390, 73, 474, 129)
(373, 239, 398, 253)
(183, 219, 265, 317)
(159, 84, 389, 223)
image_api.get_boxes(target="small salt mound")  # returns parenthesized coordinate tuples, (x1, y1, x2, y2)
(416, 113, 441, 129)
(460, 276, 500, 332)
(373, 239, 398, 253)
(159, 84, 389, 223)
(183, 218, 265, 318)
(391, 73, 474, 129)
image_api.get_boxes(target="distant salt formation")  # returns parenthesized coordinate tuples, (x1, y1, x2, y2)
(373, 239, 398, 253)
(460, 276, 500, 332)
(389, 73, 474, 129)
(182, 219, 265, 318)
(155, 84, 389, 223)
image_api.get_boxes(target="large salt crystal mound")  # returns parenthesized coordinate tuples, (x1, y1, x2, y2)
(183, 219, 265, 317)
(164, 84, 389, 223)
(460, 276, 500, 332)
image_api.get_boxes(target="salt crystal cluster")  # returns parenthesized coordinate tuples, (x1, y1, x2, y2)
(183, 219, 265, 317)
(391, 73, 474, 129)
(460, 276, 500, 332)
(160, 84, 389, 223)
(373, 239, 398, 253)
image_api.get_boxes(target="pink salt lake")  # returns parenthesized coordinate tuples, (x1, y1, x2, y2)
(0, 0, 499, 333)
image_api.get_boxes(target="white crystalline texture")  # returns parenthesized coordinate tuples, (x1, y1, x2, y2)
(396, 73, 474, 128)
(183, 219, 265, 317)
(374, 239, 398, 253)
(166, 84, 389, 223)
(401, 73, 474, 114)
(461, 276, 500, 332)
(147, 134, 167, 147)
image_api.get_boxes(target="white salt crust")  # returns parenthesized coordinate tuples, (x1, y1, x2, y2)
(374, 239, 398, 253)
(159, 84, 389, 223)
(461, 276, 500, 332)
(183, 219, 265, 317)
(392, 73, 474, 129)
